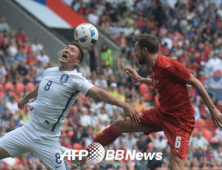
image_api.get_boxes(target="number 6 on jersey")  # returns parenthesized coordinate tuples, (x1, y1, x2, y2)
(175, 136, 181, 149)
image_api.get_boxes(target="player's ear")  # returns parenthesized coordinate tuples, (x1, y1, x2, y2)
(75, 60, 81, 66)
(143, 47, 147, 53)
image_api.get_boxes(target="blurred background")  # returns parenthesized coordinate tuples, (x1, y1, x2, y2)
(0, 0, 222, 170)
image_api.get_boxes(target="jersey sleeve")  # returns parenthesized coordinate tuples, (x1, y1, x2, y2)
(42, 67, 57, 78)
(43, 68, 50, 78)
(166, 59, 191, 83)
(70, 74, 94, 96)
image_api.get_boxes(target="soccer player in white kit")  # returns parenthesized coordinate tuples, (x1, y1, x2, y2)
(0, 42, 140, 170)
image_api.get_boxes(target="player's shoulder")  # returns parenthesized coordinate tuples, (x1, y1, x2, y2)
(43, 67, 58, 76)
(69, 70, 86, 82)
(157, 55, 171, 67)
(69, 69, 83, 77)
(158, 55, 179, 68)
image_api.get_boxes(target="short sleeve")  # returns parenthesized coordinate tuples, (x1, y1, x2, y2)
(43, 68, 49, 78)
(70, 74, 94, 96)
(42, 67, 57, 78)
(166, 59, 191, 82)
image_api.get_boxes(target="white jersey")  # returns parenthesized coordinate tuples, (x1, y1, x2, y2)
(27, 67, 93, 134)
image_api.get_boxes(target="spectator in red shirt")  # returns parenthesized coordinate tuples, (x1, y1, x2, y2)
(17, 39, 25, 52)
(116, 32, 128, 49)
(0, 32, 4, 46)
(24, 39, 32, 54)
(16, 28, 27, 42)
(26, 51, 37, 66)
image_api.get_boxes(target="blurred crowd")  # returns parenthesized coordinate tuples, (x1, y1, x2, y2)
(0, 0, 222, 169)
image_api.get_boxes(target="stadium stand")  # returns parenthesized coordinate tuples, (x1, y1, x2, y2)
(0, 0, 222, 169)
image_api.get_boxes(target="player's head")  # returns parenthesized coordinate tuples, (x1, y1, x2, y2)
(133, 34, 159, 64)
(59, 41, 84, 69)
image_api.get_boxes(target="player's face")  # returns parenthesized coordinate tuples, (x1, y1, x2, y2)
(59, 45, 81, 68)
(135, 42, 146, 65)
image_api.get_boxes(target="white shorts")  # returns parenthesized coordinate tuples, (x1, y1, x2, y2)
(0, 122, 66, 170)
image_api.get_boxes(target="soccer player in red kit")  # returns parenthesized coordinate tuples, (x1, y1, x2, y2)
(80, 34, 222, 169)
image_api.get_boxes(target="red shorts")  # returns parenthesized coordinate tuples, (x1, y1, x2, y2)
(139, 108, 195, 160)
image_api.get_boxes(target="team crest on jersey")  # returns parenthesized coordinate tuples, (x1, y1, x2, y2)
(60, 74, 69, 83)
(138, 112, 144, 117)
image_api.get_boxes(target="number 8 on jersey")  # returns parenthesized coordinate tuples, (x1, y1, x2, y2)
(44, 81, 52, 91)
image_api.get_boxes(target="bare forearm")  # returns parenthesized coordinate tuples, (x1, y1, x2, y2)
(97, 90, 127, 108)
(124, 67, 153, 86)
(24, 84, 39, 101)
(137, 77, 153, 86)
(88, 87, 127, 109)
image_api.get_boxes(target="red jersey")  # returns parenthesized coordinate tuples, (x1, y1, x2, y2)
(150, 55, 194, 117)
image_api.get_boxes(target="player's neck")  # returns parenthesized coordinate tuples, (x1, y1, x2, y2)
(148, 54, 158, 68)
(59, 65, 76, 71)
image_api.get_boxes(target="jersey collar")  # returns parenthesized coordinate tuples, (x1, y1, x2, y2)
(58, 67, 77, 73)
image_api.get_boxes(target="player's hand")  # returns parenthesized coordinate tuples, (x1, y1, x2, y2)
(210, 108, 222, 128)
(122, 104, 140, 126)
(18, 97, 29, 110)
(124, 67, 141, 81)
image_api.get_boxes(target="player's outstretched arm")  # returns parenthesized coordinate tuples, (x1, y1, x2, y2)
(187, 74, 222, 128)
(86, 86, 140, 126)
(18, 84, 39, 110)
(124, 67, 153, 86)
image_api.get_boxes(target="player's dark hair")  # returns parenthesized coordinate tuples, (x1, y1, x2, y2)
(133, 34, 159, 54)
(70, 41, 84, 64)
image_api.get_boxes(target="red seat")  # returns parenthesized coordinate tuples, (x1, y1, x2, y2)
(26, 82, 35, 92)
(147, 142, 153, 149)
(15, 82, 25, 94)
(206, 119, 216, 132)
(67, 130, 74, 140)
(205, 119, 215, 127)
(196, 118, 205, 127)
(73, 143, 83, 150)
(202, 129, 213, 141)
(192, 127, 199, 136)
(139, 83, 149, 94)
(143, 92, 151, 101)
(4, 82, 15, 91)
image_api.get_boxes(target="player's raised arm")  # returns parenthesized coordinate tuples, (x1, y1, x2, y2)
(18, 84, 39, 110)
(86, 86, 140, 126)
(124, 67, 153, 86)
(187, 74, 222, 128)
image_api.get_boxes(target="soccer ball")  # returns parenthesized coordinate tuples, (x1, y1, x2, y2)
(74, 23, 99, 48)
